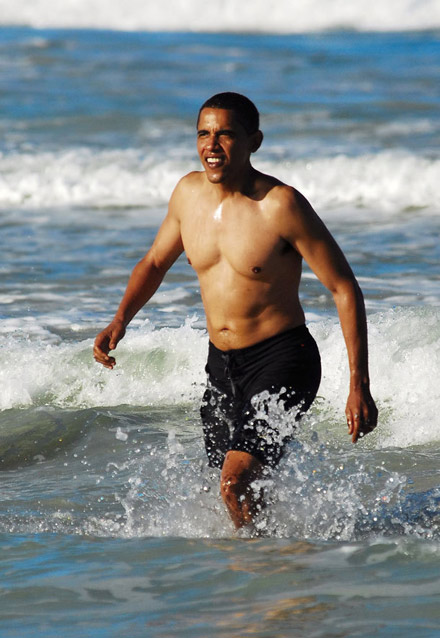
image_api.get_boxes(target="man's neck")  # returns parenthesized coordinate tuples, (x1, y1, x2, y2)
(206, 166, 258, 199)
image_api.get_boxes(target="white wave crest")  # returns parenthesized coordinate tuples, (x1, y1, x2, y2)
(0, 148, 186, 209)
(1, 308, 440, 448)
(1, 147, 439, 214)
(0, 0, 438, 32)
(258, 152, 440, 214)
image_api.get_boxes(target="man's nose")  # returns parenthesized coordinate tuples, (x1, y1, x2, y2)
(206, 133, 221, 150)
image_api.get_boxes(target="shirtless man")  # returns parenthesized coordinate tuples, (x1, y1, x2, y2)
(94, 92, 378, 531)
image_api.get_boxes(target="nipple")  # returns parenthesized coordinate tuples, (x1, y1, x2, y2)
(252, 266, 262, 274)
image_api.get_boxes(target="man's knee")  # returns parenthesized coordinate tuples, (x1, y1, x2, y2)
(220, 473, 241, 504)
(220, 450, 262, 502)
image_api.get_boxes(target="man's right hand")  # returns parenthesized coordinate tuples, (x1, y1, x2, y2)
(93, 320, 126, 369)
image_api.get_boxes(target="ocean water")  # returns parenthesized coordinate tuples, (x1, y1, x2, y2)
(1, 1, 440, 635)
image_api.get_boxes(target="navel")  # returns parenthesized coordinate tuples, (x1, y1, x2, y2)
(252, 266, 262, 274)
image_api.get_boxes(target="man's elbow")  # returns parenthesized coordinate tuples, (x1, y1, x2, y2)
(140, 249, 166, 272)
(332, 277, 364, 305)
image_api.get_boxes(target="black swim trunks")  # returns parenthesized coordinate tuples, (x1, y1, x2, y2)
(200, 324, 321, 469)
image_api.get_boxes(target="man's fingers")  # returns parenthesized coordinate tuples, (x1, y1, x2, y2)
(348, 417, 377, 443)
(93, 323, 125, 369)
(346, 411, 360, 433)
(94, 352, 116, 369)
(93, 344, 109, 360)
(93, 340, 116, 368)
(346, 390, 378, 444)
(346, 409, 376, 443)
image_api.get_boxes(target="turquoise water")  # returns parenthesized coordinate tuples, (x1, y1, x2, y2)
(0, 13, 440, 637)
(3, 534, 440, 637)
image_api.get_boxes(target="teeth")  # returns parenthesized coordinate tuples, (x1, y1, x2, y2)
(207, 158, 222, 165)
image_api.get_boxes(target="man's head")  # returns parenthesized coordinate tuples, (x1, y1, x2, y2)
(197, 93, 263, 185)
(197, 92, 260, 136)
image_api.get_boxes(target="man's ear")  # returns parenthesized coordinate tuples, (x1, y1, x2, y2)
(250, 130, 263, 153)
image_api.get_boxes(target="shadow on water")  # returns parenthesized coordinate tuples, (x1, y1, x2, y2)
(0, 404, 196, 470)
(0, 408, 94, 470)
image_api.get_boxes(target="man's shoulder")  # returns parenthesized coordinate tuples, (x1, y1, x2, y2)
(168, 171, 204, 214)
(255, 174, 317, 242)
(175, 170, 204, 191)
(256, 173, 302, 211)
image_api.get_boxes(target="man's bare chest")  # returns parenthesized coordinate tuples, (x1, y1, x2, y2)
(181, 209, 292, 278)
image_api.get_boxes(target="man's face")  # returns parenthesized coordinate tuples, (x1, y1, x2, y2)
(197, 108, 255, 185)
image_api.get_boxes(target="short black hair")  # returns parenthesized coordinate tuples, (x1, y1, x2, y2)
(198, 92, 260, 135)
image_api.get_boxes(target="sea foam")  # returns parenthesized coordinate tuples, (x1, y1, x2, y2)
(0, 0, 439, 32)
(1, 308, 439, 449)
(1, 148, 439, 214)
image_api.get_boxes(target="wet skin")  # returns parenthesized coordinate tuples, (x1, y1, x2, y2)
(94, 107, 378, 530)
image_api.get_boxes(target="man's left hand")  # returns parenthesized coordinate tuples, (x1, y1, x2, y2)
(345, 387, 378, 443)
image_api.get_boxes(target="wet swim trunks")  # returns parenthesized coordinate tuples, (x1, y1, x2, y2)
(200, 325, 321, 468)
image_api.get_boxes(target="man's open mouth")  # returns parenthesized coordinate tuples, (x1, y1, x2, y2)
(206, 157, 224, 167)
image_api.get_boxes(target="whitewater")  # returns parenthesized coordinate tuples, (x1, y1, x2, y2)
(1, 0, 440, 32)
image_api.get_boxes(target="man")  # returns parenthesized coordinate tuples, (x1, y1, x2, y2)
(94, 92, 378, 531)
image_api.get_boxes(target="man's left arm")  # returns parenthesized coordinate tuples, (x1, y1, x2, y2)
(281, 187, 378, 442)
(329, 273, 378, 442)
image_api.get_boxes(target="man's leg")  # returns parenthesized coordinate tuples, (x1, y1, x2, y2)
(220, 450, 264, 529)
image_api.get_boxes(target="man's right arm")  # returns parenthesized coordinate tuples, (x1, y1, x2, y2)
(93, 186, 185, 369)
